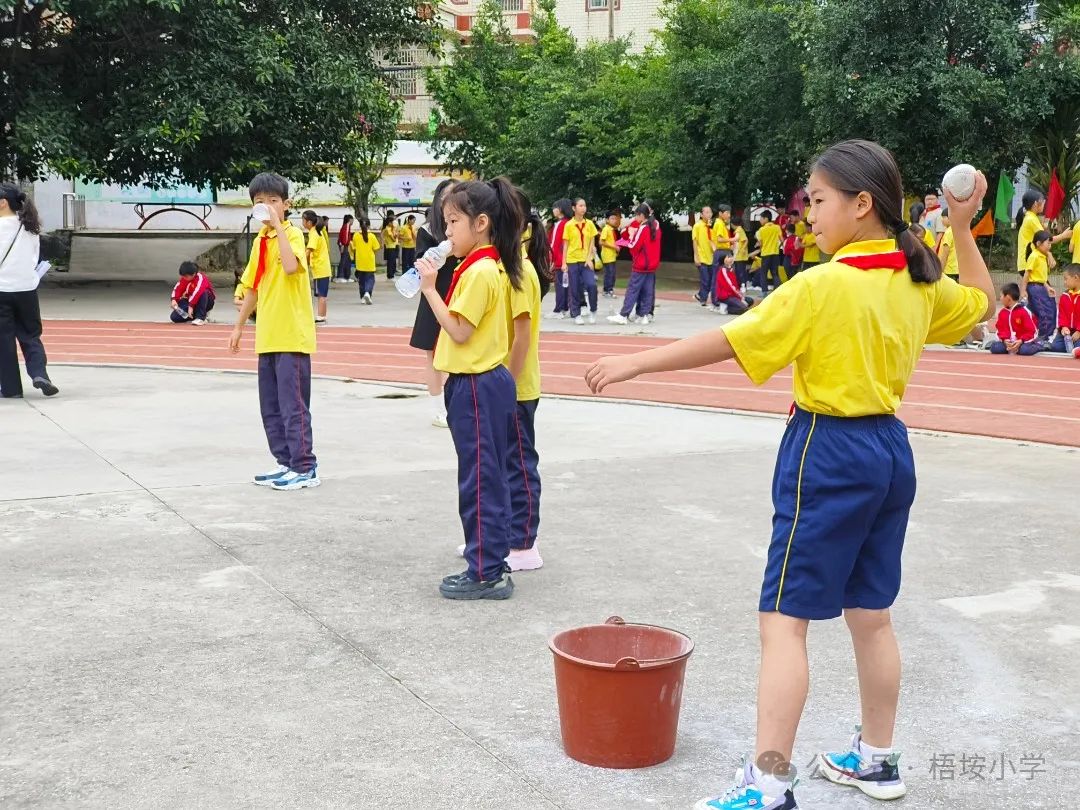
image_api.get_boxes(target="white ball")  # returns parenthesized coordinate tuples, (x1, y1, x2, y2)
(942, 164, 977, 202)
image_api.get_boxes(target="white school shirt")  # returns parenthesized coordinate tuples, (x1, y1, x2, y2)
(0, 216, 41, 292)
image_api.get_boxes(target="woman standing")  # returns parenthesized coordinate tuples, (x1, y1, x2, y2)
(0, 183, 57, 398)
(408, 179, 459, 428)
(336, 214, 354, 282)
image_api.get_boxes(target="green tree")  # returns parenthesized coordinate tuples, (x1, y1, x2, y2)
(799, 0, 1038, 193)
(339, 94, 402, 216)
(0, 0, 436, 187)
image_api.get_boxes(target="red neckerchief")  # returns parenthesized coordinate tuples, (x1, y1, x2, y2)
(443, 245, 500, 304)
(836, 251, 907, 271)
(924, 204, 941, 213)
(252, 229, 272, 290)
(572, 219, 587, 249)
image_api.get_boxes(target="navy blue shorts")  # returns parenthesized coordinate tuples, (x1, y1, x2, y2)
(760, 406, 916, 620)
(313, 277, 330, 298)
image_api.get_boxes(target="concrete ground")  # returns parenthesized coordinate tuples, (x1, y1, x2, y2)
(3, 365, 1077, 809)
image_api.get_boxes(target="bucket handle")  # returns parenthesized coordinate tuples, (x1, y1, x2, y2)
(605, 616, 625, 625)
(614, 657, 641, 670)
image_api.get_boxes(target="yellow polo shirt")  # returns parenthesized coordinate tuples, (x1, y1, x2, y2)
(802, 230, 820, 263)
(306, 227, 332, 280)
(714, 220, 734, 250)
(734, 226, 749, 261)
(1070, 222, 1080, 263)
(600, 224, 619, 263)
(794, 221, 808, 239)
(400, 224, 416, 249)
(382, 223, 398, 249)
(1017, 210, 1042, 272)
(722, 239, 988, 417)
(938, 227, 958, 278)
(240, 223, 315, 355)
(563, 218, 598, 264)
(505, 255, 542, 401)
(758, 222, 782, 256)
(692, 219, 716, 265)
(1026, 250, 1049, 284)
(434, 253, 509, 374)
(350, 231, 381, 272)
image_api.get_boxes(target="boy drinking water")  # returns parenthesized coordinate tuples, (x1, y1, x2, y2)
(229, 173, 320, 491)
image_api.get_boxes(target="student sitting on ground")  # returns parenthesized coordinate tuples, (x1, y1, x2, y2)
(990, 282, 1041, 355)
(713, 253, 755, 315)
(1050, 264, 1080, 353)
(170, 261, 215, 324)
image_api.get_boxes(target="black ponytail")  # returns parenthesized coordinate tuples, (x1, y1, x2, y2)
(1017, 189, 1044, 229)
(0, 183, 41, 234)
(527, 212, 553, 298)
(444, 177, 525, 290)
(359, 215, 370, 242)
(812, 139, 941, 284)
(553, 198, 574, 220)
(635, 202, 658, 239)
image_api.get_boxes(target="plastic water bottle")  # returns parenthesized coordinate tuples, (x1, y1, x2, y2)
(395, 240, 452, 298)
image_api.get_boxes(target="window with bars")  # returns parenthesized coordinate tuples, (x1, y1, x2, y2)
(389, 67, 422, 98)
(586, 0, 620, 10)
(501, 0, 524, 11)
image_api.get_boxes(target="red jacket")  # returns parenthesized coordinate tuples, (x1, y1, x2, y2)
(549, 218, 568, 267)
(171, 272, 215, 306)
(337, 222, 352, 247)
(714, 264, 743, 301)
(995, 304, 1037, 342)
(1058, 291, 1080, 332)
(625, 220, 661, 273)
(782, 234, 804, 265)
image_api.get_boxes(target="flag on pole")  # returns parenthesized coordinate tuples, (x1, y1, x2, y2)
(1045, 169, 1066, 220)
(970, 209, 995, 237)
(994, 172, 1015, 222)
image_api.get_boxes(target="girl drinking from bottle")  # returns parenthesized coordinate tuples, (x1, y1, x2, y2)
(416, 178, 525, 601)
(586, 141, 994, 810)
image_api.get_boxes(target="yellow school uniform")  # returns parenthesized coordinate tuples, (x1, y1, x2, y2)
(734, 226, 749, 261)
(1026, 249, 1049, 284)
(714, 220, 733, 251)
(505, 254, 542, 401)
(239, 223, 315, 355)
(794, 221, 808, 239)
(400, 224, 416, 249)
(722, 239, 988, 417)
(1071, 223, 1080, 264)
(1017, 210, 1042, 272)
(234, 282, 249, 302)
(600, 224, 619, 264)
(758, 222, 782, 256)
(350, 231, 381, 272)
(563, 218, 598, 264)
(382, 224, 399, 249)
(921, 228, 935, 249)
(306, 227, 332, 280)
(938, 226, 958, 278)
(802, 230, 820, 263)
(434, 252, 509, 375)
(692, 219, 716, 265)
(321, 228, 330, 253)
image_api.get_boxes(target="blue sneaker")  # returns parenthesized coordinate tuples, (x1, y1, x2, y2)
(253, 464, 289, 486)
(270, 469, 321, 491)
(816, 729, 906, 800)
(694, 761, 798, 810)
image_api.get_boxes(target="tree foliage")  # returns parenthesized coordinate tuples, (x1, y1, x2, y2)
(0, 0, 436, 187)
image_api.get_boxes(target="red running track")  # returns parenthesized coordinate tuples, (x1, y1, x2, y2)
(41, 320, 1080, 448)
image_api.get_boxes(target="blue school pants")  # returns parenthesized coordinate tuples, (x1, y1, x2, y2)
(569, 262, 597, 317)
(258, 352, 316, 473)
(553, 270, 569, 313)
(1026, 283, 1055, 339)
(445, 366, 517, 582)
(760, 406, 916, 620)
(508, 399, 541, 551)
(602, 262, 617, 294)
(620, 271, 655, 317)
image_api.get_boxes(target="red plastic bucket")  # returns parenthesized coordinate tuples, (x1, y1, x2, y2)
(548, 616, 695, 769)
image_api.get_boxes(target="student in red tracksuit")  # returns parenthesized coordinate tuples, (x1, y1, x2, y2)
(548, 199, 573, 318)
(990, 282, 1041, 355)
(713, 253, 756, 315)
(607, 203, 660, 325)
(1050, 264, 1080, 354)
(170, 261, 215, 324)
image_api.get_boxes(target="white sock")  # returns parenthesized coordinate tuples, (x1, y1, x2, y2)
(858, 737, 893, 762)
(751, 764, 789, 798)
(431, 393, 445, 417)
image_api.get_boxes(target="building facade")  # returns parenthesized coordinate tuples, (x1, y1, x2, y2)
(552, 0, 663, 52)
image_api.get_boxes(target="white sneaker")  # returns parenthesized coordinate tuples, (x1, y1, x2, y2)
(190, 318, 206, 326)
(456, 543, 466, 557)
(314, 316, 326, 324)
(507, 545, 543, 571)
(640, 315, 651, 325)
(432, 413, 449, 428)
(574, 315, 585, 325)
(363, 293, 372, 304)
(607, 314, 628, 324)
(253, 464, 289, 486)
(271, 469, 321, 491)
(587, 312, 596, 324)
(719, 303, 729, 314)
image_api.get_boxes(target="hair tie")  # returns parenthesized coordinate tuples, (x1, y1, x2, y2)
(893, 220, 909, 234)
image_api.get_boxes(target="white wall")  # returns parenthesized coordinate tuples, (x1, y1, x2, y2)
(552, 0, 663, 52)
